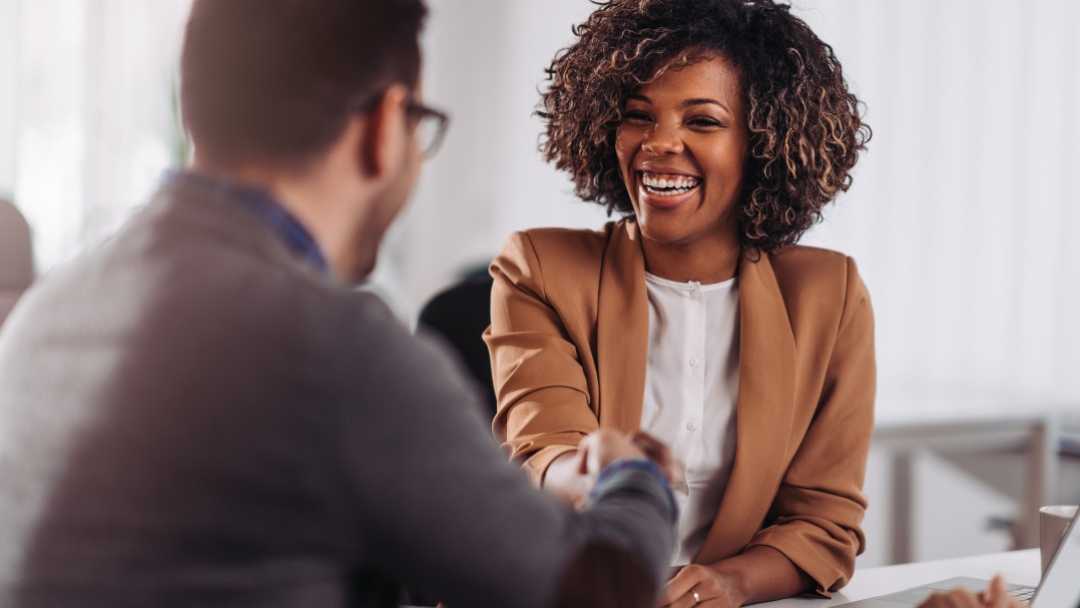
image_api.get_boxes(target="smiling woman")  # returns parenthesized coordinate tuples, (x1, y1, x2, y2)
(485, 1, 876, 607)
(614, 56, 749, 283)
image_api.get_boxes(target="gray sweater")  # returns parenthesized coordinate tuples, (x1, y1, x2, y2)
(0, 180, 675, 607)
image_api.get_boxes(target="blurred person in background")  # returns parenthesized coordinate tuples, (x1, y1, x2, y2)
(0, 197, 34, 328)
(0, 0, 680, 606)
(485, 1, 876, 606)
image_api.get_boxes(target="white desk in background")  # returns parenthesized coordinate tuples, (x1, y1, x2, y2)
(874, 386, 1079, 564)
(762, 549, 1040, 608)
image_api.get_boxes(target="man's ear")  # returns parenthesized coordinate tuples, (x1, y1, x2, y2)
(359, 84, 410, 180)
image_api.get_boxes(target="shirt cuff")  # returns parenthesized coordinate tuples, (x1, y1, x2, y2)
(588, 458, 679, 523)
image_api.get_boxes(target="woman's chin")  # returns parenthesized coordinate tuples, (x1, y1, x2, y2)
(636, 218, 692, 246)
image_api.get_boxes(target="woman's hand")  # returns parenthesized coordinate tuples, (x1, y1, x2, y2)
(660, 564, 747, 608)
(659, 546, 811, 607)
(918, 577, 1026, 608)
(576, 429, 648, 477)
(631, 430, 685, 489)
(545, 429, 682, 508)
(545, 429, 649, 508)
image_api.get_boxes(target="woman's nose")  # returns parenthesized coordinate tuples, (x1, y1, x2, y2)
(641, 124, 684, 155)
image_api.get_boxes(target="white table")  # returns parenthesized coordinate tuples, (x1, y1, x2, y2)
(874, 385, 1079, 563)
(400, 550, 1041, 608)
(762, 549, 1041, 608)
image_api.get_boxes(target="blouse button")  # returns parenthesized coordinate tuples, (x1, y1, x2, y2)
(686, 421, 697, 432)
(689, 357, 698, 368)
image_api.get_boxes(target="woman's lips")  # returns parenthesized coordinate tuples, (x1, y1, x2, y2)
(637, 171, 702, 209)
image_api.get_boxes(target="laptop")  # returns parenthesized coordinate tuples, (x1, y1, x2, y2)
(838, 507, 1080, 608)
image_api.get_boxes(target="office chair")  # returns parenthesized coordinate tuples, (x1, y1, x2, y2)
(0, 198, 33, 328)
(417, 265, 496, 421)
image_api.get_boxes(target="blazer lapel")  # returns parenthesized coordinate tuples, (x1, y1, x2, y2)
(694, 251, 797, 564)
(596, 220, 649, 433)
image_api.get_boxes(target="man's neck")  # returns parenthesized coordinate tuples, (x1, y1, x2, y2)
(189, 160, 375, 282)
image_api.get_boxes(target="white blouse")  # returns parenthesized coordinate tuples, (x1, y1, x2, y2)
(642, 272, 740, 566)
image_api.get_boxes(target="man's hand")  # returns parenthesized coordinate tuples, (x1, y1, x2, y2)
(919, 576, 1026, 608)
(545, 430, 679, 508)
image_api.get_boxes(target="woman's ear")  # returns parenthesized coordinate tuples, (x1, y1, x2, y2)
(359, 83, 410, 179)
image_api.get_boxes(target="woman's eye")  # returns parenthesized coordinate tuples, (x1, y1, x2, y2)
(687, 117, 724, 129)
(622, 111, 652, 124)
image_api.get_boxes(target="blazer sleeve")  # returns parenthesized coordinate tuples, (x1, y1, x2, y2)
(746, 257, 875, 595)
(484, 232, 599, 485)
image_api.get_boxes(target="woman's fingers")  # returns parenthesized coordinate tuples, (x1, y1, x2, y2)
(660, 564, 725, 607)
(580, 429, 648, 477)
(660, 565, 702, 606)
(631, 431, 664, 457)
(575, 443, 590, 476)
(632, 431, 684, 485)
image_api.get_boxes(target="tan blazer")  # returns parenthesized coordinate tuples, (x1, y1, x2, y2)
(485, 219, 875, 594)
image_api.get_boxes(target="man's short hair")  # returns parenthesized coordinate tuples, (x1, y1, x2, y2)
(181, 0, 427, 168)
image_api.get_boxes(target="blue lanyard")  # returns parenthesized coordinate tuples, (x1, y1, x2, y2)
(165, 170, 329, 274)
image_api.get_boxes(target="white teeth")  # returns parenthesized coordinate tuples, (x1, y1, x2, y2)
(648, 187, 687, 197)
(641, 171, 700, 196)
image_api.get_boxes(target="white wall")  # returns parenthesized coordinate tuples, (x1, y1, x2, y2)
(0, 0, 190, 269)
(0, 2, 16, 195)
(795, 0, 1080, 403)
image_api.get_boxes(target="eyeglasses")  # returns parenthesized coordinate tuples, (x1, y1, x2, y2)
(354, 92, 450, 159)
(404, 100, 449, 159)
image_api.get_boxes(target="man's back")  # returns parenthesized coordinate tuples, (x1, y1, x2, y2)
(0, 182, 396, 605)
(0, 180, 676, 607)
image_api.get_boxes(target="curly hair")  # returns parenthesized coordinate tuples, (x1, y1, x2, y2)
(539, 0, 871, 253)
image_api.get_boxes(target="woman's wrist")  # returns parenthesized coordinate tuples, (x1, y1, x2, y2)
(704, 545, 812, 605)
(706, 560, 752, 606)
(542, 450, 588, 506)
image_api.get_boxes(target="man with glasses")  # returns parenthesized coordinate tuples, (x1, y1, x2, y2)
(0, 1, 677, 607)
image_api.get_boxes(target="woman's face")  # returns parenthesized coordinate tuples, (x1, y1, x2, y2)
(615, 54, 749, 247)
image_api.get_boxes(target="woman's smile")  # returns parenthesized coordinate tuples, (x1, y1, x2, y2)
(637, 170, 703, 209)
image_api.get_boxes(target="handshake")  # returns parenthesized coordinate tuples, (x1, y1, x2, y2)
(547, 429, 686, 509)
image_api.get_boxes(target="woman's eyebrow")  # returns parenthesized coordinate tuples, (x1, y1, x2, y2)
(627, 94, 731, 115)
(681, 98, 731, 114)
